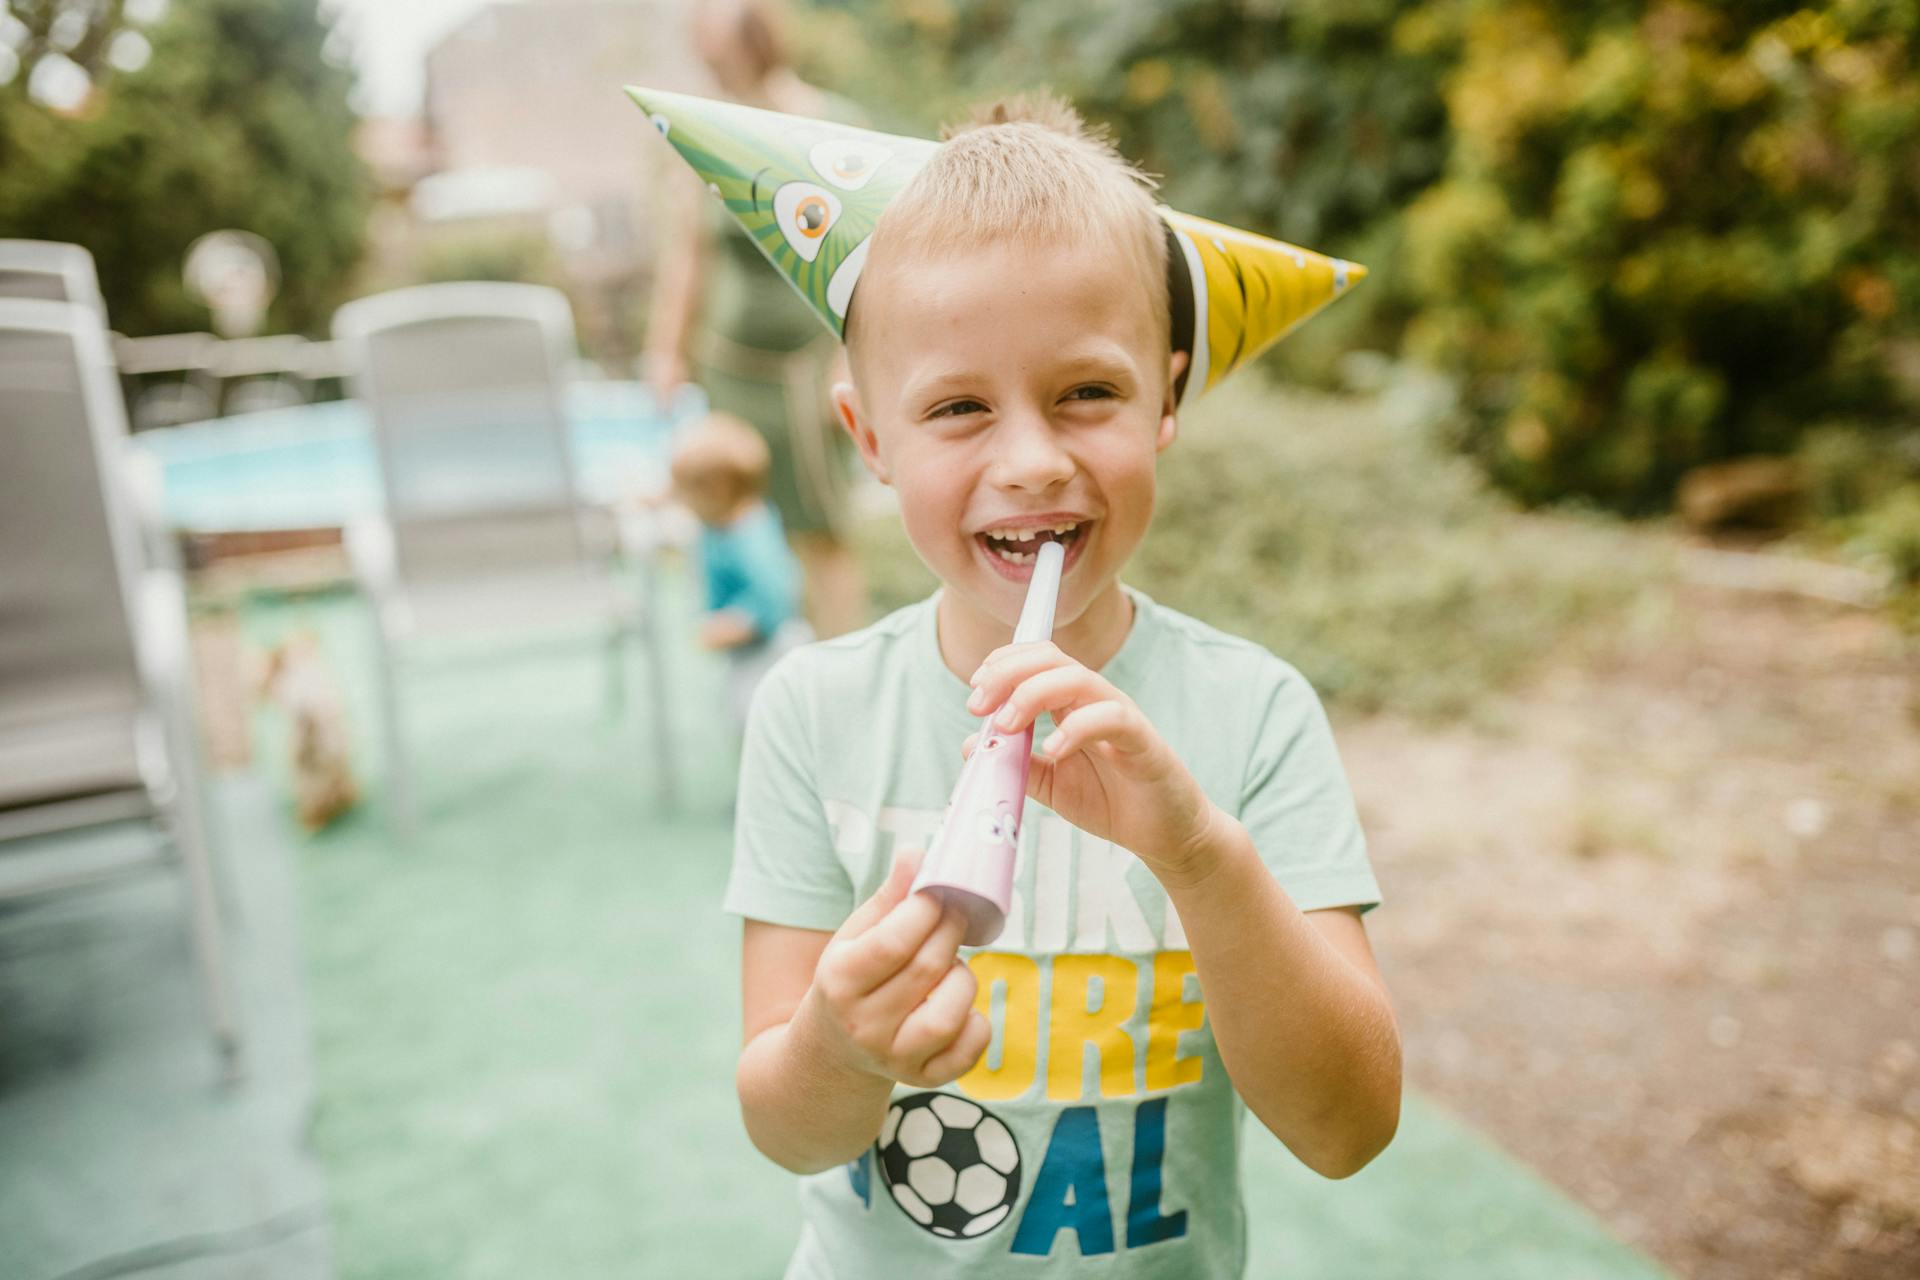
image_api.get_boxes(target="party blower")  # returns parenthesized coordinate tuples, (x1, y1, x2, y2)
(913, 538, 1066, 946)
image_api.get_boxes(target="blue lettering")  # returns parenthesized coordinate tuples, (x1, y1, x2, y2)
(847, 1148, 871, 1208)
(1010, 1106, 1115, 1256)
(1125, 1096, 1187, 1247)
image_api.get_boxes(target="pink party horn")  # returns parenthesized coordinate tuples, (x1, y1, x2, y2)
(914, 538, 1066, 946)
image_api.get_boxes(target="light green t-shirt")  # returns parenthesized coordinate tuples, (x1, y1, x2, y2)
(727, 586, 1381, 1279)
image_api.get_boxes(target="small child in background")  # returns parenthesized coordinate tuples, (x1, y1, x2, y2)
(669, 412, 807, 727)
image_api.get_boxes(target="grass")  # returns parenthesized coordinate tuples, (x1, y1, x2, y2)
(852, 376, 1661, 720)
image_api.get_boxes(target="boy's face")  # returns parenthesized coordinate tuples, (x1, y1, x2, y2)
(835, 238, 1181, 634)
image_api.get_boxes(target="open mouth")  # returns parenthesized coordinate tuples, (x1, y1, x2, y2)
(976, 521, 1091, 577)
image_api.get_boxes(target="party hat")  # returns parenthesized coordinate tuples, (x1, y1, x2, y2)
(628, 86, 1362, 404)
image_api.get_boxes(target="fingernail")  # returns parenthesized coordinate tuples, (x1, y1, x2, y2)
(965, 686, 987, 712)
(994, 705, 1021, 730)
(1041, 731, 1064, 756)
(968, 665, 984, 686)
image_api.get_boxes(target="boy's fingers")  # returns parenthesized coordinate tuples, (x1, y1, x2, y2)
(889, 958, 977, 1064)
(1038, 699, 1146, 761)
(838, 892, 951, 995)
(986, 665, 1107, 736)
(863, 903, 968, 1017)
(966, 642, 1071, 716)
(918, 1010, 993, 1083)
(837, 849, 923, 940)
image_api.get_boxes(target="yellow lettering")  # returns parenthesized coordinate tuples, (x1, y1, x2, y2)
(957, 952, 1040, 1100)
(1046, 954, 1139, 1100)
(1146, 951, 1206, 1091)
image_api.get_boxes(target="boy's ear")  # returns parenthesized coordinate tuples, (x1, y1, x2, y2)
(1156, 350, 1188, 453)
(832, 380, 889, 485)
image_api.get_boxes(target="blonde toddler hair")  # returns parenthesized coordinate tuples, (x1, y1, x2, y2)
(847, 92, 1169, 355)
(671, 411, 771, 502)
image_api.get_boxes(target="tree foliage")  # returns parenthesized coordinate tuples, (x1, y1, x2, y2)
(803, 0, 1450, 373)
(0, 0, 368, 336)
(1399, 0, 1920, 508)
(815, 1, 1920, 511)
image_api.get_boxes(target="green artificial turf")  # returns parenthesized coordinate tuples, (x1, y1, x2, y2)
(250, 577, 1665, 1279)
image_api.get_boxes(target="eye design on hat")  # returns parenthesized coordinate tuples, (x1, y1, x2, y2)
(809, 138, 892, 191)
(772, 181, 842, 262)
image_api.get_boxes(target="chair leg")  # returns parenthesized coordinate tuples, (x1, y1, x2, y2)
(370, 619, 414, 837)
(167, 766, 244, 1085)
(604, 622, 628, 723)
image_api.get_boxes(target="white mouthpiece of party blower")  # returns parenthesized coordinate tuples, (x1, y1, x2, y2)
(1011, 538, 1065, 646)
(913, 539, 1066, 945)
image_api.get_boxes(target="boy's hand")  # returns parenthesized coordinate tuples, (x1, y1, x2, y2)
(799, 851, 992, 1088)
(966, 641, 1222, 885)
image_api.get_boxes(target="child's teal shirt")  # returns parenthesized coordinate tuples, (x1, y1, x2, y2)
(728, 586, 1380, 1279)
(699, 500, 799, 641)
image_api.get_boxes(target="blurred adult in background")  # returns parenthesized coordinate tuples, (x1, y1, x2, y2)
(645, 0, 869, 639)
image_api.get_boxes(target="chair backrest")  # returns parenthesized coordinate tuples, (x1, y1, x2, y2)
(331, 283, 588, 580)
(0, 300, 146, 740)
(0, 240, 108, 324)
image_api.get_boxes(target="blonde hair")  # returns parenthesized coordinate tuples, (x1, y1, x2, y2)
(847, 92, 1169, 352)
(670, 412, 771, 501)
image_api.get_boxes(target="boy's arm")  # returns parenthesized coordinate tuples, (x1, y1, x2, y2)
(738, 920, 890, 1172)
(1160, 813, 1400, 1179)
(968, 642, 1401, 1179)
(737, 853, 992, 1175)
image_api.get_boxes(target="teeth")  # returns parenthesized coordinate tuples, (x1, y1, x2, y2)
(982, 521, 1081, 541)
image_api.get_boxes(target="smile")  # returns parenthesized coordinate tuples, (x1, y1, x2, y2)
(975, 521, 1091, 581)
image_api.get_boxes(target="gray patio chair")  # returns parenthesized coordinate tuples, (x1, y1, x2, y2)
(0, 239, 108, 322)
(331, 283, 672, 831)
(0, 298, 239, 1077)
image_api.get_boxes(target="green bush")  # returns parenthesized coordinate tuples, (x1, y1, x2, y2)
(1851, 486, 1920, 586)
(1400, 0, 1920, 510)
(805, 0, 1451, 380)
(1798, 420, 1920, 518)
(852, 374, 1652, 718)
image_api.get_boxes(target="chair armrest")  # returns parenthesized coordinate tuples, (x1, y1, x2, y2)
(344, 514, 400, 600)
(121, 445, 183, 573)
(345, 514, 419, 641)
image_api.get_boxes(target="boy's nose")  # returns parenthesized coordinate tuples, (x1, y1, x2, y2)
(988, 409, 1075, 492)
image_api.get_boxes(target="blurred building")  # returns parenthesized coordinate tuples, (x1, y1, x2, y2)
(354, 0, 711, 370)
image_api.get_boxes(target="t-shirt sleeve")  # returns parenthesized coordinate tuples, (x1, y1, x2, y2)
(723, 655, 855, 930)
(1237, 660, 1381, 914)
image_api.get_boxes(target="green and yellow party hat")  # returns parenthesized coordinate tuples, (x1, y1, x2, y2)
(627, 86, 1363, 407)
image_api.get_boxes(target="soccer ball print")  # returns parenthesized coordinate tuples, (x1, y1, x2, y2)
(877, 1092, 1022, 1239)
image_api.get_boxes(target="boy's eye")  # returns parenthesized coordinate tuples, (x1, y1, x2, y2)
(930, 398, 987, 418)
(1064, 385, 1116, 402)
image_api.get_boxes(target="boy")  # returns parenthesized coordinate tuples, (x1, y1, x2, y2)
(726, 99, 1400, 1276)
(669, 412, 804, 726)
